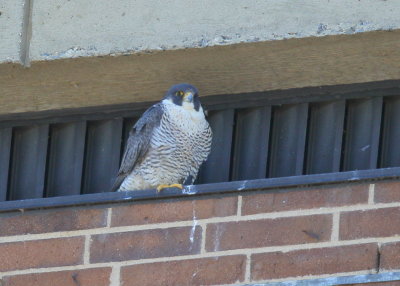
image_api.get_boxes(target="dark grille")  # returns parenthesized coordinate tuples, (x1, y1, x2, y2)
(1, 92, 399, 201)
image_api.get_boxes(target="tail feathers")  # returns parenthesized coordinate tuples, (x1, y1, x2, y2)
(111, 174, 126, 192)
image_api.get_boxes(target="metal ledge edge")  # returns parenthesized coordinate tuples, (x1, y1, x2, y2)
(243, 271, 400, 286)
(0, 167, 400, 213)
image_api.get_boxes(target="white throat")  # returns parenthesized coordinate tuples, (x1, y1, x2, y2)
(162, 99, 207, 132)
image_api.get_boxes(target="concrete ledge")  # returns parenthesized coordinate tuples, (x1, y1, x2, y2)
(0, 0, 24, 63)
(29, 0, 400, 61)
(2, 0, 400, 63)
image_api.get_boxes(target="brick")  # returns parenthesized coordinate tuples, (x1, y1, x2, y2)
(340, 207, 400, 240)
(2, 268, 111, 286)
(242, 184, 368, 215)
(375, 181, 400, 203)
(346, 282, 400, 286)
(112, 196, 237, 226)
(380, 241, 400, 270)
(251, 243, 378, 281)
(121, 255, 246, 286)
(90, 226, 201, 263)
(206, 214, 332, 252)
(0, 237, 84, 272)
(0, 208, 107, 237)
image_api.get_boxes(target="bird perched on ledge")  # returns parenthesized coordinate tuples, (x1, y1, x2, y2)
(112, 83, 212, 192)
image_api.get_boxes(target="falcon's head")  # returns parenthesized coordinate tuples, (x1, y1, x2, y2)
(164, 83, 201, 112)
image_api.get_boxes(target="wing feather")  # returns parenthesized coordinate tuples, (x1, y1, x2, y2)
(111, 103, 164, 191)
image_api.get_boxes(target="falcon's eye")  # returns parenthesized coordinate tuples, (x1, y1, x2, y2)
(177, 91, 184, 97)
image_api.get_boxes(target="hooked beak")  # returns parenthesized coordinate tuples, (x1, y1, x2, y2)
(184, 92, 194, 102)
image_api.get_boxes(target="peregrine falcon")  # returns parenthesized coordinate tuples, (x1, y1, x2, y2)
(112, 83, 212, 192)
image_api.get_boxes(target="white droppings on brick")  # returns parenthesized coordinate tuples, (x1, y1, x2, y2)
(189, 220, 198, 245)
(192, 268, 199, 279)
(110, 266, 121, 286)
(189, 203, 198, 249)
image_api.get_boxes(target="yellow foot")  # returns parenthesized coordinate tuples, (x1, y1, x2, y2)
(156, 183, 183, 193)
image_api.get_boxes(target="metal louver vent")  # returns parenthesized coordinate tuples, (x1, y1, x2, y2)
(0, 92, 399, 201)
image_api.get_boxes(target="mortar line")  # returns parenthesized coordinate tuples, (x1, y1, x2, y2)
(200, 222, 207, 253)
(244, 253, 251, 283)
(83, 235, 91, 265)
(2, 236, 400, 278)
(331, 212, 340, 241)
(20, 0, 33, 66)
(369, 183, 375, 204)
(1, 201, 400, 244)
(107, 208, 113, 227)
(110, 265, 121, 286)
(237, 196, 242, 216)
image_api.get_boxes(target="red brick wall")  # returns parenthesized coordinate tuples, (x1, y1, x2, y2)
(0, 181, 399, 286)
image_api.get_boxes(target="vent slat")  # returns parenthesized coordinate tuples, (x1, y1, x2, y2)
(231, 107, 271, 180)
(82, 119, 123, 194)
(343, 97, 383, 171)
(46, 122, 87, 197)
(197, 109, 234, 184)
(380, 97, 400, 167)
(122, 117, 137, 155)
(306, 100, 346, 174)
(269, 103, 309, 178)
(9, 125, 49, 200)
(0, 128, 12, 201)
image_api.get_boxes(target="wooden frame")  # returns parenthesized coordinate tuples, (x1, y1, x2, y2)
(0, 30, 399, 118)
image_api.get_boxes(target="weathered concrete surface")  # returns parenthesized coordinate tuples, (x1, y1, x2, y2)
(0, 0, 24, 63)
(2, 0, 400, 63)
(28, 0, 400, 61)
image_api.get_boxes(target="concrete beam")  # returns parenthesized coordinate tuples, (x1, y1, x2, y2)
(2, 0, 400, 63)
(0, 0, 25, 63)
(29, 0, 400, 61)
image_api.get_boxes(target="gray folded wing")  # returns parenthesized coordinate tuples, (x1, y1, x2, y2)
(111, 103, 164, 191)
